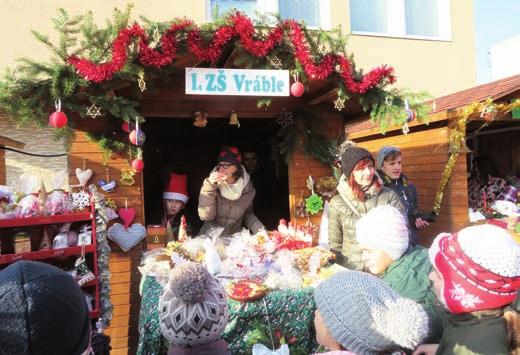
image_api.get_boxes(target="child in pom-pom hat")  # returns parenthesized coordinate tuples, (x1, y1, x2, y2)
(159, 261, 230, 355)
(413, 224, 520, 355)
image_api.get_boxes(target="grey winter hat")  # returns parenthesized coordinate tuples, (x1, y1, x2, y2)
(376, 146, 401, 170)
(314, 270, 429, 354)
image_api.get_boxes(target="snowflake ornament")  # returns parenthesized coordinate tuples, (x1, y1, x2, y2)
(138, 77, 147, 92)
(268, 55, 282, 69)
(450, 283, 483, 308)
(276, 109, 294, 128)
(334, 95, 346, 111)
(86, 104, 101, 118)
(71, 190, 91, 210)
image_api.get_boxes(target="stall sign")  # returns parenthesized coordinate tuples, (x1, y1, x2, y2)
(185, 68, 289, 96)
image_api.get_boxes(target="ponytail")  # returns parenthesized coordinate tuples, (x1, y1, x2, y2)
(505, 308, 520, 354)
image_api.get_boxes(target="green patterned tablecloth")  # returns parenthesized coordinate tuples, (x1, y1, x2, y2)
(137, 276, 318, 355)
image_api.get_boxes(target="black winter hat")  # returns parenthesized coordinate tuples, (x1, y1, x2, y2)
(340, 147, 374, 178)
(0, 261, 91, 355)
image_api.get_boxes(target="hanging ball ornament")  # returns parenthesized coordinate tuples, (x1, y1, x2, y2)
(129, 129, 146, 145)
(290, 81, 305, 97)
(121, 121, 131, 133)
(49, 98, 68, 128)
(405, 108, 416, 122)
(403, 99, 416, 123)
(131, 158, 145, 172)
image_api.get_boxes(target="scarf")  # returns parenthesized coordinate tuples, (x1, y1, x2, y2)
(217, 165, 251, 201)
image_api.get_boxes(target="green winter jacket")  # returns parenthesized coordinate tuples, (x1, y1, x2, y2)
(380, 245, 444, 342)
(328, 174, 404, 270)
(436, 309, 509, 355)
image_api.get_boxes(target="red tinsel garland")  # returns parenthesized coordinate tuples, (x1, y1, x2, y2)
(68, 12, 395, 93)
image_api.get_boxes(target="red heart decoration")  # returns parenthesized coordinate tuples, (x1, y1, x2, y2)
(118, 208, 136, 229)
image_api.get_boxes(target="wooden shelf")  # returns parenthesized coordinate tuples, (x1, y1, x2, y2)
(0, 244, 96, 265)
(0, 199, 100, 319)
(0, 211, 93, 229)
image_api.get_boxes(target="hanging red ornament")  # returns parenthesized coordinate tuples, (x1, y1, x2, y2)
(121, 121, 131, 133)
(290, 81, 305, 97)
(49, 99, 68, 128)
(131, 158, 145, 171)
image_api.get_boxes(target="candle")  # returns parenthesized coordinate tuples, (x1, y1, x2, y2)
(482, 190, 487, 210)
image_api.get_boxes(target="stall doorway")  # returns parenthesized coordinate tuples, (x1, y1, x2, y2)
(143, 117, 290, 232)
(466, 121, 520, 209)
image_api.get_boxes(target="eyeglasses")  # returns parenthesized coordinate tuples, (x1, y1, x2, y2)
(217, 162, 233, 169)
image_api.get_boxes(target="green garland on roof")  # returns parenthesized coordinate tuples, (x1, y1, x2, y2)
(0, 5, 429, 155)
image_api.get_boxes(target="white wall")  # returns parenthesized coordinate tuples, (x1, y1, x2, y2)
(490, 35, 520, 81)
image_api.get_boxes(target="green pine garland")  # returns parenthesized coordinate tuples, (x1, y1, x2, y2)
(0, 6, 429, 157)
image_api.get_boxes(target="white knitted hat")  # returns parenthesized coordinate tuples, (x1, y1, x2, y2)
(356, 205, 410, 260)
(457, 224, 520, 277)
(314, 271, 429, 354)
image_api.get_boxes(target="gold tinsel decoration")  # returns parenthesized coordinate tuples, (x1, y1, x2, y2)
(432, 98, 520, 215)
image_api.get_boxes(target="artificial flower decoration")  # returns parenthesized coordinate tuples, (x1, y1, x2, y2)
(305, 194, 324, 215)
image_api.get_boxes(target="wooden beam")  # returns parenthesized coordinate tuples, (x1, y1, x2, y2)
(0, 136, 25, 149)
(346, 110, 449, 140)
(307, 87, 338, 106)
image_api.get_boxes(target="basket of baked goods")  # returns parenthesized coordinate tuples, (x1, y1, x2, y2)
(226, 279, 268, 302)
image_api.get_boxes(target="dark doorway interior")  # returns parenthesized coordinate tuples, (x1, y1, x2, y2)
(143, 116, 290, 232)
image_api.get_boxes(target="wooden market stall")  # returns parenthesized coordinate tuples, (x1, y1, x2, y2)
(344, 74, 520, 244)
(67, 55, 350, 354)
(0, 136, 25, 184)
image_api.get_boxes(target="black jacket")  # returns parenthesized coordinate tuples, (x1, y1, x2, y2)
(379, 171, 420, 244)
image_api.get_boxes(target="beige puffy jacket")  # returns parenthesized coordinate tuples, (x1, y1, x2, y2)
(198, 168, 264, 237)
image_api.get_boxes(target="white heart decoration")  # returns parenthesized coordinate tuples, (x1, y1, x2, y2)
(75, 168, 93, 187)
(107, 223, 146, 252)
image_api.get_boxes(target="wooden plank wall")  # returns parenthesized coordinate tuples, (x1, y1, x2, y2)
(354, 126, 469, 245)
(69, 117, 144, 355)
(0, 149, 5, 185)
(289, 114, 344, 226)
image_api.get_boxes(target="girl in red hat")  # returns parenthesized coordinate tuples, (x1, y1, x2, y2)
(413, 224, 520, 355)
(162, 173, 192, 241)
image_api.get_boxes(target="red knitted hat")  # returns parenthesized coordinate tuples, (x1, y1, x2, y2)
(429, 225, 520, 314)
(163, 173, 189, 203)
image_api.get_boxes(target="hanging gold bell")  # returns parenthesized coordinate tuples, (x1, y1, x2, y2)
(193, 111, 208, 128)
(229, 111, 240, 127)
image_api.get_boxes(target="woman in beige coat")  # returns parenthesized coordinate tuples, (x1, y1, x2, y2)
(198, 146, 264, 237)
